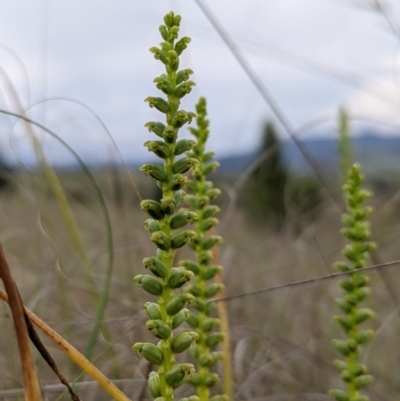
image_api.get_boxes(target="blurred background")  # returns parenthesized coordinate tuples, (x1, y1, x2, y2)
(1, 1, 400, 400)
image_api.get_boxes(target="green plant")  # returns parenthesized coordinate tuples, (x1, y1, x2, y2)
(179, 97, 227, 401)
(330, 163, 376, 401)
(132, 11, 203, 401)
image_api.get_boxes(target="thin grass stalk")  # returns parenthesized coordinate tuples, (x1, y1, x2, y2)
(0, 290, 131, 401)
(0, 247, 42, 401)
(0, 108, 115, 361)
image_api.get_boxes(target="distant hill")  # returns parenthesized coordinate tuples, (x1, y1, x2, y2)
(217, 134, 400, 177)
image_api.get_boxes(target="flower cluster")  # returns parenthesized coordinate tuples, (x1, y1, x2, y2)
(179, 98, 227, 401)
(330, 163, 376, 401)
(132, 12, 202, 401)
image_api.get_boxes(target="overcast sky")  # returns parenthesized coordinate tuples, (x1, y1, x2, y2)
(1, 0, 400, 166)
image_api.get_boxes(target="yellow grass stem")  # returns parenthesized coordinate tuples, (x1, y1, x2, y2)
(0, 289, 132, 401)
(0, 248, 43, 401)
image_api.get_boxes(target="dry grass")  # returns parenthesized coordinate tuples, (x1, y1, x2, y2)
(1, 169, 400, 400)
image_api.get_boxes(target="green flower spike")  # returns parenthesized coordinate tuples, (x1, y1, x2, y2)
(181, 97, 227, 401)
(133, 11, 200, 401)
(330, 163, 376, 401)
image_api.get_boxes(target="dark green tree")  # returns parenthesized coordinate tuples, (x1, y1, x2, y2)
(242, 121, 287, 228)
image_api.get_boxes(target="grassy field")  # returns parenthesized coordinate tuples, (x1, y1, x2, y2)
(1, 167, 400, 400)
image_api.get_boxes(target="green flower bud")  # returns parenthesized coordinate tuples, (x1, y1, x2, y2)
(190, 344, 200, 358)
(160, 196, 176, 215)
(168, 26, 180, 41)
(149, 47, 169, 64)
(144, 121, 166, 137)
(334, 261, 350, 272)
(144, 140, 171, 159)
(334, 315, 353, 333)
(332, 339, 356, 357)
(140, 163, 168, 182)
(151, 231, 171, 251)
(205, 332, 225, 347)
(171, 189, 183, 203)
(146, 319, 172, 340)
(187, 313, 199, 328)
(200, 318, 220, 332)
(171, 109, 191, 128)
(189, 373, 202, 386)
(143, 257, 168, 279)
(186, 283, 202, 297)
(144, 219, 160, 234)
(202, 205, 220, 219)
(328, 389, 349, 401)
(133, 342, 163, 365)
(175, 81, 196, 99)
(168, 174, 188, 191)
(164, 11, 175, 28)
(166, 294, 195, 316)
(170, 210, 199, 229)
(159, 25, 168, 40)
(206, 188, 221, 199)
(353, 308, 374, 324)
(194, 195, 209, 209)
(175, 139, 196, 155)
(204, 373, 219, 387)
(205, 300, 217, 315)
(354, 374, 373, 389)
(333, 359, 348, 371)
(148, 371, 161, 398)
(355, 287, 370, 302)
(352, 273, 369, 288)
(194, 298, 207, 312)
(172, 308, 190, 329)
(140, 200, 165, 220)
(133, 275, 163, 296)
(176, 69, 194, 85)
(200, 217, 219, 232)
(198, 251, 213, 265)
(202, 235, 223, 250)
(153, 75, 175, 95)
(165, 363, 195, 387)
(145, 96, 170, 114)
(163, 125, 177, 143)
(171, 331, 199, 353)
(339, 279, 354, 292)
(175, 36, 191, 55)
(201, 265, 222, 280)
(198, 351, 222, 367)
(335, 298, 352, 314)
(171, 230, 197, 249)
(173, 157, 199, 174)
(351, 363, 367, 377)
(168, 267, 194, 289)
(143, 302, 162, 320)
(355, 329, 374, 345)
(202, 161, 219, 175)
(179, 260, 200, 275)
(204, 283, 224, 299)
(168, 50, 179, 71)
